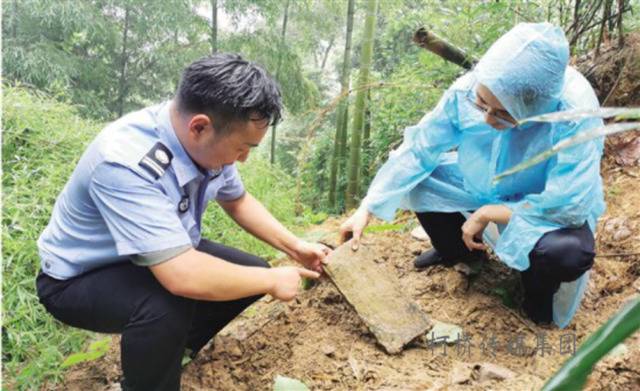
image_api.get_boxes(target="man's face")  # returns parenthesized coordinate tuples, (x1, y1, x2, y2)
(186, 115, 269, 170)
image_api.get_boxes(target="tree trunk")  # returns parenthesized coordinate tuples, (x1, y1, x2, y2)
(320, 36, 335, 71)
(569, 0, 606, 51)
(559, 1, 564, 27)
(116, 6, 131, 118)
(362, 89, 372, 179)
(211, 0, 218, 53)
(270, 0, 290, 165)
(345, 0, 377, 210)
(616, 0, 624, 47)
(329, 0, 355, 209)
(573, 0, 582, 32)
(596, 0, 612, 55)
(412, 28, 477, 70)
(11, 0, 18, 39)
(568, 0, 581, 53)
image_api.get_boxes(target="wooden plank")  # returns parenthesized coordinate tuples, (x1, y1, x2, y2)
(324, 240, 431, 354)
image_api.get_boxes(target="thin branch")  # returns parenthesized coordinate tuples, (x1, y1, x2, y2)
(602, 54, 628, 106)
(569, 0, 605, 48)
(597, 251, 640, 258)
(596, 0, 613, 56)
(320, 36, 335, 71)
(566, 0, 601, 35)
(572, 4, 631, 42)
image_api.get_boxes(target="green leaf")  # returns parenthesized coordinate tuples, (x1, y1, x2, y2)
(542, 298, 640, 390)
(301, 277, 317, 291)
(521, 107, 640, 124)
(61, 337, 111, 368)
(491, 287, 516, 309)
(88, 338, 110, 352)
(364, 223, 406, 233)
(61, 352, 92, 368)
(273, 375, 310, 391)
(494, 122, 640, 183)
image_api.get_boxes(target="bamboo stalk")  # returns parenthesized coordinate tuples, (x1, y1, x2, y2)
(412, 28, 477, 70)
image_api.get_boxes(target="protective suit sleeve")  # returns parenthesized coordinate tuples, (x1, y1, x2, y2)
(363, 90, 462, 221)
(496, 117, 605, 269)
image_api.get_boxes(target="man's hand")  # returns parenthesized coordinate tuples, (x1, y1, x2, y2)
(289, 240, 331, 273)
(339, 207, 371, 251)
(219, 193, 330, 272)
(268, 266, 320, 301)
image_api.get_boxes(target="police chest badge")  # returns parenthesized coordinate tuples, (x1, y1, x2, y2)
(178, 196, 190, 213)
(139, 142, 173, 179)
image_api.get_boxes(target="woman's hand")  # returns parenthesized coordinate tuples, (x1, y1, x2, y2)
(461, 210, 489, 251)
(339, 207, 371, 251)
(461, 205, 513, 251)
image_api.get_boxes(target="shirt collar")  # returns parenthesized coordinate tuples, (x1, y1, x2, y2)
(155, 101, 202, 187)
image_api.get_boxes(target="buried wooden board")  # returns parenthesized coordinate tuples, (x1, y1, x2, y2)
(324, 240, 431, 354)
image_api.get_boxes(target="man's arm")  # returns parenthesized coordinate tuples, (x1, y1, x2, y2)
(218, 192, 298, 256)
(149, 248, 318, 301)
(88, 163, 319, 302)
(216, 192, 328, 271)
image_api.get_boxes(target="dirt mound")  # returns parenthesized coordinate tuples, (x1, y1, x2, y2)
(576, 31, 640, 107)
(574, 31, 640, 167)
(60, 163, 640, 391)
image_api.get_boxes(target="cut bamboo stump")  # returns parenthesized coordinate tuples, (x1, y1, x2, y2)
(324, 240, 431, 354)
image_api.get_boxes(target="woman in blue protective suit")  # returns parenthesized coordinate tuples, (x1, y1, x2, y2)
(339, 22, 605, 328)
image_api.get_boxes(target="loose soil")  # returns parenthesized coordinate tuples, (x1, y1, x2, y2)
(577, 32, 640, 167)
(59, 154, 640, 391)
(59, 35, 640, 391)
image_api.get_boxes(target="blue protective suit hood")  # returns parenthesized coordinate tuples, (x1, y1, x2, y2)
(362, 23, 604, 329)
(475, 23, 570, 120)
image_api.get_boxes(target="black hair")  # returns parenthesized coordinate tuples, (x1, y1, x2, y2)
(176, 53, 282, 133)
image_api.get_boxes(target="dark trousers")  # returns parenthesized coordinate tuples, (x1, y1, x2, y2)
(416, 211, 595, 323)
(36, 239, 269, 391)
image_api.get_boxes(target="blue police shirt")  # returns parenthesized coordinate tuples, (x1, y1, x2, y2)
(37, 101, 246, 279)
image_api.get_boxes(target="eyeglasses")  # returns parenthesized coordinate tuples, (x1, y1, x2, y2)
(465, 90, 517, 128)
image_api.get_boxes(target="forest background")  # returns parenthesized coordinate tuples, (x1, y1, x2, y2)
(2, 0, 639, 388)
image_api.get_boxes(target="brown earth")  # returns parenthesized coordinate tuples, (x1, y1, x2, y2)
(576, 32, 640, 108)
(577, 31, 640, 167)
(59, 154, 640, 391)
(58, 34, 640, 391)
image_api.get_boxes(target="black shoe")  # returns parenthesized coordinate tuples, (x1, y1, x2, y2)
(522, 295, 554, 325)
(414, 248, 485, 270)
(414, 248, 457, 269)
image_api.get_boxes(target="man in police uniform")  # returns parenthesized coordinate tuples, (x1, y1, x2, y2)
(36, 53, 329, 390)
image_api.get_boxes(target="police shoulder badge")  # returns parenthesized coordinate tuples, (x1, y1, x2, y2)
(139, 142, 173, 179)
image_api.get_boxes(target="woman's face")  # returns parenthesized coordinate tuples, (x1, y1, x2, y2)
(474, 84, 517, 130)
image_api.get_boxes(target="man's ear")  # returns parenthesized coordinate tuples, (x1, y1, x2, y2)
(187, 114, 212, 139)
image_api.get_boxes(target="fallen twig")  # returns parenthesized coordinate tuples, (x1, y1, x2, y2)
(501, 305, 537, 335)
(596, 251, 640, 258)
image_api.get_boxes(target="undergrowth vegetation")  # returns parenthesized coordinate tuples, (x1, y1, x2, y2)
(1, 86, 319, 388)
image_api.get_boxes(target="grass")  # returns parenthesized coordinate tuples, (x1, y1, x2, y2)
(2, 86, 320, 389)
(3, 86, 100, 389)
